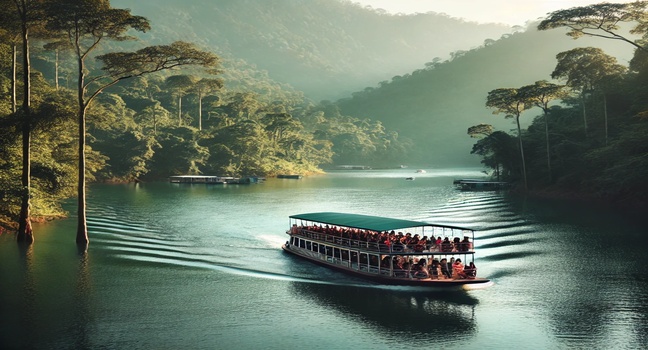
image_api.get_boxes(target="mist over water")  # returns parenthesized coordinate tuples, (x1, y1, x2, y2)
(1, 168, 645, 349)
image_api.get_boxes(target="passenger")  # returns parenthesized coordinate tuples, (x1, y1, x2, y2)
(429, 259, 440, 279)
(416, 236, 428, 252)
(448, 257, 455, 278)
(381, 256, 391, 268)
(441, 237, 452, 252)
(440, 258, 451, 279)
(412, 261, 429, 279)
(453, 237, 461, 251)
(453, 258, 467, 279)
(464, 262, 477, 279)
(291, 224, 299, 234)
(460, 236, 471, 252)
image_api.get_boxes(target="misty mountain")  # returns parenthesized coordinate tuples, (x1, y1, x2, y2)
(334, 25, 635, 166)
(111, 0, 512, 100)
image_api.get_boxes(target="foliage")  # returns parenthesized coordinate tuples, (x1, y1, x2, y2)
(538, 1, 648, 50)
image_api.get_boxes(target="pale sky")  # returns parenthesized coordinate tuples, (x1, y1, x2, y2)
(351, 0, 634, 26)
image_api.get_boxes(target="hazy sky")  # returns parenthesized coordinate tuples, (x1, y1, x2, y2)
(351, 0, 634, 26)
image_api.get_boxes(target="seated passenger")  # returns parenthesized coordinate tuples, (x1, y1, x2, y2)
(453, 237, 461, 251)
(441, 237, 453, 252)
(412, 262, 429, 279)
(429, 259, 440, 279)
(460, 236, 472, 252)
(415, 236, 428, 252)
(381, 255, 391, 268)
(452, 258, 467, 279)
(440, 258, 451, 279)
(464, 262, 477, 279)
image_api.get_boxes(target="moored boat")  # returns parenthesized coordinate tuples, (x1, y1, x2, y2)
(277, 174, 303, 179)
(453, 179, 510, 191)
(282, 212, 491, 289)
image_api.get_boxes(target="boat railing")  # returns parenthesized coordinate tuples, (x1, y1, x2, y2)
(290, 228, 474, 254)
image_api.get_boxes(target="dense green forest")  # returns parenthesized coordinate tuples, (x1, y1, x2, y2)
(0, 0, 416, 238)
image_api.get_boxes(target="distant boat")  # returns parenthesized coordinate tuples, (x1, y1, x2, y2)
(405, 177, 415, 181)
(416, 169, 426, 173)
(453, 179, 510, 191)
(277, 174, 303, 179)
(335, 165, 371, 170)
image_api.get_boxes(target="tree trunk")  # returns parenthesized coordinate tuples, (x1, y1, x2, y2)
(603, 93, 608, 146)
(198, 94, 202, 130)
(11, 44, 16, 113)
(55, 49, 59, 91)
(17, 21, 33, 244)
(544, 111, 552, 182)
(178, 95, 182, 126)
(581, 93, 588, 137)
(76, 55, 89, 246)
(516, 116, 528, 191)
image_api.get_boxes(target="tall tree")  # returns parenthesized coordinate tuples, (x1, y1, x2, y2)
(0, 0, 46, 243)
(538, 1, 648, 51)
(193, 78, 223, 130)
(42, 40, 71, 90)
(518, 81, 568, 182)
(164, 74, 197, 126)
(551, 48, 626, 142)
(486, 88, 531, 190)
(0, 7, 21, 113)
(45, 0, 219, 245)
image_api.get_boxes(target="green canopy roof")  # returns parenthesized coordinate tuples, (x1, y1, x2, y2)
(290, 212, 471, 232)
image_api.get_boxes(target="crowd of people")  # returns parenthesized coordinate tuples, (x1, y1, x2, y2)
(383, 256, 477, 280)
(290, 224, 478, 280)
(292, 224, 473, 253)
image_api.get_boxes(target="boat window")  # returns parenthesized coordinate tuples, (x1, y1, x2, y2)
(333, 248, 340, 259)
(319, 244, 326, 254)
(299, 239, 306, 248)
(369, 254, 379, 267)
(326, 247, 332, 257)
(306, 241, 312, 250)
(351, 251, 358, 262)
(341, 250, 349, 261)
(312, 243, 318, 252)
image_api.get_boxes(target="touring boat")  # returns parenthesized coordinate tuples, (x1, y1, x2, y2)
(282, 212, 491, 289)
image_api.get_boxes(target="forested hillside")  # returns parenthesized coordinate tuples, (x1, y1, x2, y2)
(335, 25, 634, 166)
(111, 0, 512, 100)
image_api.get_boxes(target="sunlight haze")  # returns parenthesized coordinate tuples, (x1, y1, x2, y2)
(351, 0, 635, 26)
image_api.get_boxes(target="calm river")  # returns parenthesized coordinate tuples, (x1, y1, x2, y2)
(1, 168, 646, 349)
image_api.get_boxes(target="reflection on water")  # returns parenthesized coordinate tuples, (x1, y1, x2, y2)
(1, 169, 647, 349)
(290, 283, 478, 338)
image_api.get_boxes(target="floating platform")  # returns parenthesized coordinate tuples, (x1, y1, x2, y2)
(169, 175, 263, 184)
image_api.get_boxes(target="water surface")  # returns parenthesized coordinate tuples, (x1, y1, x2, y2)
(1, 168, 646, 349)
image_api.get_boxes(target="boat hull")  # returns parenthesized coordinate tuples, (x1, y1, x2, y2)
(282, 243, 490, 288)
